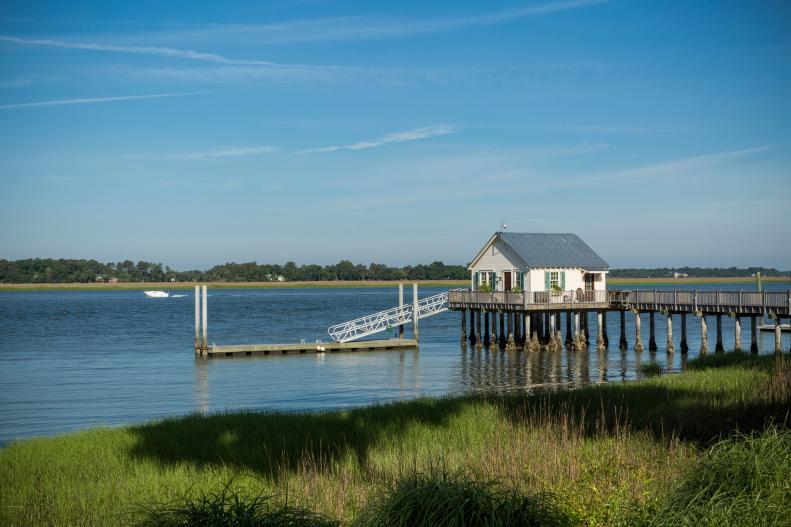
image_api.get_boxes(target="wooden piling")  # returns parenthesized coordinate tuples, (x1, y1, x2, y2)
(700, 315, 708, 355)
(734, 316, 741, 352)
(775, 318, 782, 354)
(484, 311, 491, 346)
(715, 314, 724, 353)
(619, 310, 628, 350)
(475, 310, 483, 349)
(468, 309, 476, 345)
(566, 311, 573, 348)
(601, 311, 609, 347)
(460, 309, 467, 345)
(648, 311, 657, 351)
(681, 313, 689, 353)
(596, 311, 605, 351)
(634, 311, 644, 352)
(666, 313, 674, 353)
(750, 315, 758, 354)
(499, 312, 505, 348)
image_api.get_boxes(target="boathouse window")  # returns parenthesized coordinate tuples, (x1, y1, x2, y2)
(550, 271, 559, 289)
(516, 271, 525, 290)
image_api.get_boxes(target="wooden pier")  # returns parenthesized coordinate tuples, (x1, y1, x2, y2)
(449, 289, 791, 354)
(207, 338, 418, 357)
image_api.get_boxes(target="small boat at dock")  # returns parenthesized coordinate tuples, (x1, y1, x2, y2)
(143, 290, 169, 298)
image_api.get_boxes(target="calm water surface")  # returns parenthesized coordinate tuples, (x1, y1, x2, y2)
(1, 284, 789, 445)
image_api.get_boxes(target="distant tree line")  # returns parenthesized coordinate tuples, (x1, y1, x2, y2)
(0, 259, 788, 284)
(0, 258, 469, 283)
(608, 267, 789, 278)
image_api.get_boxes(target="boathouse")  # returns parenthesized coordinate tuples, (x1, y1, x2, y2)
(468, 232, 608, 293)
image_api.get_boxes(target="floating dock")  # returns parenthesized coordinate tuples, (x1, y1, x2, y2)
(207, 338, 417, 358)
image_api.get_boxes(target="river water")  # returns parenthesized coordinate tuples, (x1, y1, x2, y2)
(1, 284, 788, 445)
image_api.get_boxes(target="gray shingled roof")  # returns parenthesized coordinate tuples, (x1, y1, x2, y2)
(499, 232, 608, 271)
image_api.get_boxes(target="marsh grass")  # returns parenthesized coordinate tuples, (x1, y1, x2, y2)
(136, 481, 339, 527)
(640, 361, 664, 376)
(1, 354, 789, 526)
(651, 428, 791, 527)
(354, 470, 573, 527)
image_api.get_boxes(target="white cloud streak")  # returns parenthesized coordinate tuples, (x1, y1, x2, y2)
(0, 34, 291, 67)
(136, 0, 608, 45)
(0, 91, 206, 109)
(160, 145, 277, 160)
(299, 124, 457, 154)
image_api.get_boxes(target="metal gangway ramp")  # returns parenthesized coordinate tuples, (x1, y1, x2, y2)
(328, 289, 460, 343)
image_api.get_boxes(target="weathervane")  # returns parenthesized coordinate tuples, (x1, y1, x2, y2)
(500, 220, 508, 232)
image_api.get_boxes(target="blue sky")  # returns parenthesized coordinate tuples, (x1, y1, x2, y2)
(1, 0, 790, 269)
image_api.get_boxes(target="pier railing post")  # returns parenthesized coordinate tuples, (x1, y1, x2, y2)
(194, 285, 200, 354)
(412, 283, 419, 342)
(399, 283, 405, 338)
(201, 285, 208, 355)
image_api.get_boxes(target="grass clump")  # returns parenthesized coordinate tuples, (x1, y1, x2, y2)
(137, 483, 339, 527)
(355, 470, 574, 527)
(640, 361, 663, 377)
(651, 427, 791, 527)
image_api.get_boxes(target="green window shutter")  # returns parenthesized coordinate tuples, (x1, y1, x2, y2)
(474, 272, 479, 288)
(560, 271, 566, 290)
(490, 272, 496, 288)
(544, 271, 550, 290)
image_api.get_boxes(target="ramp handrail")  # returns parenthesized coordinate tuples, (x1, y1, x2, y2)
(328, 289, 462, 343)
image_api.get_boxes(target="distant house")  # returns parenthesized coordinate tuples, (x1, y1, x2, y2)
(107, 277, 119, 284)
(467, 232, 609, 292)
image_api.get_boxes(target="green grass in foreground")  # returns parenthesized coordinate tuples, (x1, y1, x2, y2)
(1, 353, 789, 526)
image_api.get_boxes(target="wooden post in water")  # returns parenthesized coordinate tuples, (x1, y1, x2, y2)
(499, 312, 505, 348)
(398, 284, 405, 338)
(460, 309, 467, 345)
(775, 318, 782, 354)
(468, 309, 477, 345)
(476, 310, 483, 350)
(601, 311, 609, 347)
(412, 283, 419, 341)
(648, 312, 657, 351)
(634, 311, 644, 352)
(523, 313, 530, 346)
(194, 285, 200, 354)
(201, 285, 208, 355)
(680, 313, 689, 353)
(715, 314, 724, 353)
(566, 311, 573, 348)
(734, 316, 741, 352)
(750, 315, 758, 354)
(700, 314, 708, 355)
(666, 313, 674, 353)
(596, 311, 605, 352)
(619, 310, 628, 350)
(484, 311, 491, 347)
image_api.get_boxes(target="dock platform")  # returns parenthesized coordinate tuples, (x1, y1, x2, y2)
(207, 338, 418, 357)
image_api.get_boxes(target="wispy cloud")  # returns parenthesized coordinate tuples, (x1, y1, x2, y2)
(299, 124, 457, 154)
(0, 35, 289, 67)
(136, 0, 608, 45)
(0, 91, 206, 109)
(158, 145, 277, 160)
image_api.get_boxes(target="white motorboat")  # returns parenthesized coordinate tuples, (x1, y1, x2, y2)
(143, 290, 169, 298)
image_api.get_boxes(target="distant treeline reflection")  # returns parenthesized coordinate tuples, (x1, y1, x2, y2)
(0, 258, 788, 284)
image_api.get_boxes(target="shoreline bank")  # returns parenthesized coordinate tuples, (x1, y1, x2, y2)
(0, 276, 788, 292)
(1, 353, 788, 526)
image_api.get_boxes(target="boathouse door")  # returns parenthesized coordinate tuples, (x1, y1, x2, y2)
(504, 271, 512, 291)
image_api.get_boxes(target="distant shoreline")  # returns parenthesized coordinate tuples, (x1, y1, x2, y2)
(0, 276, 788, 292)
